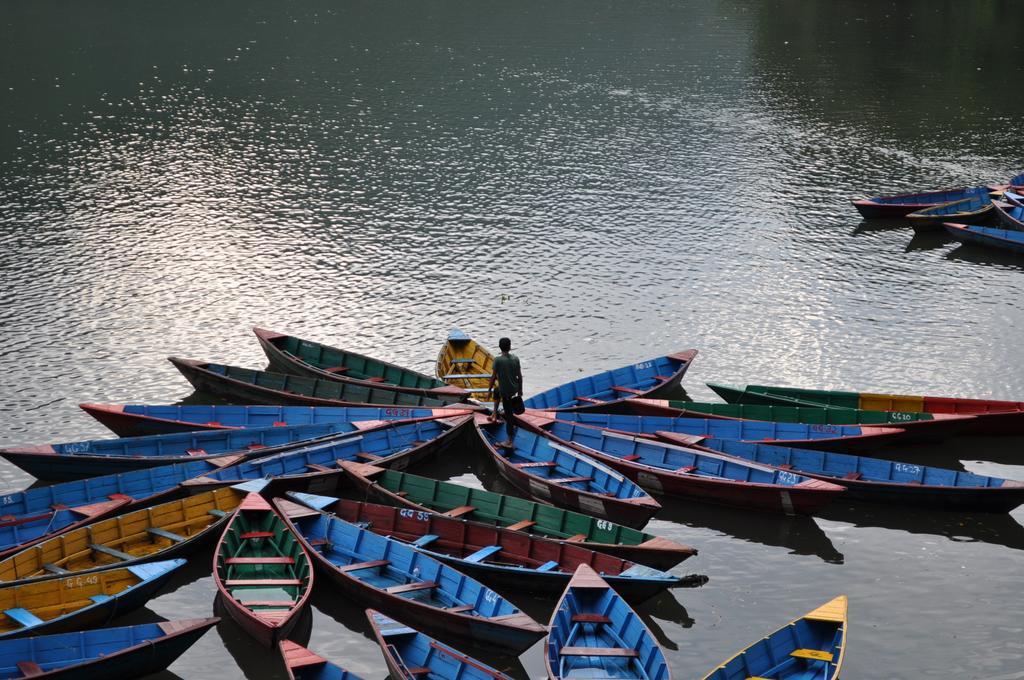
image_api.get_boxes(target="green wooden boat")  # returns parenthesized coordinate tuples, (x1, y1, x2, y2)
(625, 399, 976, 442)
(214, 493, 313, 648)
(254, 328, 467, 401)
(169, 358, 469, 408)
(339, 462, 696, 570)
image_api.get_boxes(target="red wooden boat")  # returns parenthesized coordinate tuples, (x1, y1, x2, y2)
(78, 403, 472, 437)
(213, 493, 313, 647)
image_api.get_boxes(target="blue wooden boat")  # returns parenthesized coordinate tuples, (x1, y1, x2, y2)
(531, 419, 845, 515)
(0, 617, 217, 679)
(79, 403, 471, 437)
(523, 350, 697, 412)
(367, 609, 513, 680)
(183, 417, 471, 494)
(475, 420, 661, 529)
(546, 563, 669, 680)
(702, 596, 847, 680)
(0, 421, 374, 481)
(906, 194, 994, 231)
(852, 185, 990, 219)
(169, 358, 468, 408)
(287, 492, 689, 603)
(546, 412, 904, 453)
(279, 640, 363, 680)
(944, 223, 1024, 256)
(271, 498, 546, 654)
(1004, 189, 1024, 207)
(992, 200, 1024, 230)
(0, 461, 220, 560)
(0, 559, 184, 640)
(693, 437, 1024, 512)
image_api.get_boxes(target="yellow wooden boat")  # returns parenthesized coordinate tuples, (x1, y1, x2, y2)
(702, 595, 847, 679)
(435, 329, 495, 395)
(0, 559, 183, 639)
(0, 486, 245, 584)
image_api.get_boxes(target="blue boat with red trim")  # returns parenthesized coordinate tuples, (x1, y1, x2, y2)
(79, 403, 472, 437)
(523, 350, 697, 412)
(693, 437, 1024, 512)
(852, 185, 992, 219)
(546, 564, 670, 680)
(944, 222, 1024, 256)
(538, 411, 904, 453)
(526, 417, 845, 515)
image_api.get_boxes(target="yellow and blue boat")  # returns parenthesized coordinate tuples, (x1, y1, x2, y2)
(702, 596, 847, 680)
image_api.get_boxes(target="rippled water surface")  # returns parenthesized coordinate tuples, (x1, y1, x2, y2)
(2, 1, 1023, 678)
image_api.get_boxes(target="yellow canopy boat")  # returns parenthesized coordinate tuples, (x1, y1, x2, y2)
(435, 329, 495, 396)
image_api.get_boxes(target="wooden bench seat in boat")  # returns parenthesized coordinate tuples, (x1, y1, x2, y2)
(338, 559, 390, 573)
(148, 527, 187, 543)
(560, 646, 639, 657)
(506, 520, 536, 531)
(4, 608, 43, 628)
(239, 531, 276, 539)
(225, 557, 296, 565)
(89, 544, 134, 561)
(15, 661, 44, 677)
(444, 373, 491, 380)
(610, 386, 644, 395)
(463, 545, 502, 563)
(225, 579, 303, 587)
(549, 476, 592, 484)
(791, 649, 834, 662)
(572, 613, 612, 623)
(442, 506, 476, 518)
(385, 581, 438, 594)
(514, 461, 558, 468)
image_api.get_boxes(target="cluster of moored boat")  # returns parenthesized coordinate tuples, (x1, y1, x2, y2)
(2, 326, 1023, 678)
(853, 171, 1024, 254)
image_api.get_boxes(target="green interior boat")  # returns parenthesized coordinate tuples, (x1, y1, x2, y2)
(672, 400, 936, 425)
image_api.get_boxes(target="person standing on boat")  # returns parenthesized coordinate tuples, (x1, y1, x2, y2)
(488, 337, 523, 446)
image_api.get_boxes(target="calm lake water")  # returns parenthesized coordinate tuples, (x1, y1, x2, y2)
(2, 1, 1023, 677)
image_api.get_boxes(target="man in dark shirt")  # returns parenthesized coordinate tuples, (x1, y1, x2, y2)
(488, 336, 523, 446)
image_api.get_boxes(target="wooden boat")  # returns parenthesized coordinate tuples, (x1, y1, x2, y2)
(271, 498, 546, 654)
(214, 493, 313, 647)
(288, 493, 690, 603)
(945, 222, 1024, 256)
(0, 420, 375, 481)
(708, 382, 1024, 435)
(0, 617, 217, 679)
(0, 484, 250, 584)
(905, 194, 993, 231)
(0, 559, 184, 640)
(702, 596, 847, 680)
(475, 420, 661, 529)
(1004, 189, 1024, 207)
(79, 403, 470, 437)
(255, 327, 469, 400)
(0, 460, 222, 560)
(435, 329, 495, 395)
(546, 563, 669, 680)
(183, 416, 472, 495)
(168, 358, 471, 408)
(339, 462, 697, 570)
(544, 412, 905, 454)
(992, 200, 1024, 230)
(695, 438, 1024, 512)
(279, 640, 363, 680)
(851, 185, 991, 219)
(595, 399, 975, 443)
(367, 609, 512, 680)
(523, 350, 698, 412)
(530, 418, 845, 515)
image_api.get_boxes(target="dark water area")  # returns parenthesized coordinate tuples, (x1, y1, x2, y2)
(1, 0, 1023, 677)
